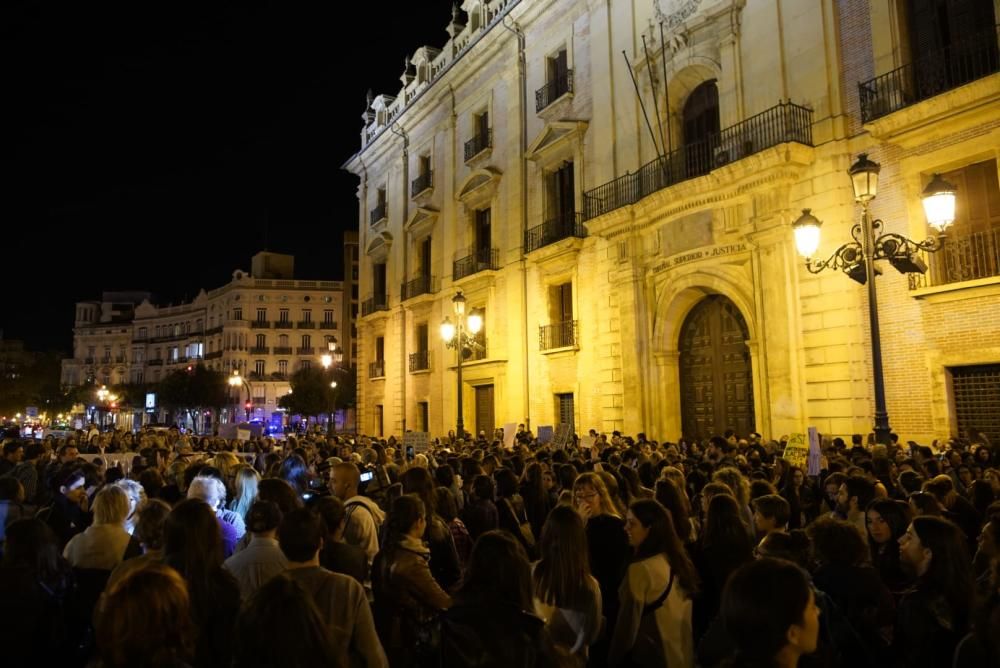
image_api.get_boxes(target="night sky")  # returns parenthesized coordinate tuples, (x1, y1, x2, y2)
(4, 0, 456, 353)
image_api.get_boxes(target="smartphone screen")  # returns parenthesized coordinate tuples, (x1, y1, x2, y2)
(406, 445, 415, 460)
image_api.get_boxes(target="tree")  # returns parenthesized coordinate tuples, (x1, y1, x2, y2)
(157, 364, 227, 424)
(278, 366, 335, 419)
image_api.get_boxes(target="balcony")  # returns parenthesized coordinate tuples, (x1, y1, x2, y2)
(909, 228, 1000, 291)
(273, 346, 293, 355)
(205, 325, 224, 335)
(409, 350, 430, 372)
(860, 25, 1000, 123)
(205, 351, 223, 360)
(296, 321, 317, 329)
(247, 372, 265, 381)
(296, 347, 315, 355)
(101, 357, 111, 364)
(270, 372, 288, 381)
(319, 321, 338, 329)
(464, 129, 493, 162)
(411, 171, 433, 197)
(251, 320, 270, 329)
(401, 274, 435, 301)
(540, 320, 578, 350)
(148, 359, 163, 366)
(525, 212, 586, 253)
(369, 359, 386, 378)
(454, 247, 500, 280)
(84, 357, 96, 364)
(274, 321, 294, 330)
(583, 101, 814, 221)
(115, 356, 126, 364)
(361, 294, 390, 316)
(536, 70, 573, 112)
(370, 202, 388, 226)
(250, 347, 270, 355)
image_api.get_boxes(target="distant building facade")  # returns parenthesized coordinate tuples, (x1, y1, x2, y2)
(62, 251, 351, 426)
(345, 0, 1000, 444)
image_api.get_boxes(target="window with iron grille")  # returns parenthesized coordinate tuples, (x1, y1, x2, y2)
(951, 364, 1000, 446)
(555, 393, 575, 428)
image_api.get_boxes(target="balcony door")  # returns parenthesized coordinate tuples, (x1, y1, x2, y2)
(679, 295, 754, 441)
(475, 385, 495, 438)
(909, 0, 998, 97)
(682, 80, 720, 178)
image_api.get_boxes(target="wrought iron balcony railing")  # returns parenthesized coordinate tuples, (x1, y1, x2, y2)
(454, 247, 500, 280)
(411, 171, 433, 197)
(583, 100, 814, 220)
(369, 359, 386, 378)
(525, 212, 585, 253)
(148, 359, 163, 366)
(205, 351, 223, 360)
(296, 321, 316, 329)
(251, 320, 270, 329)
(860, 25, 1000, 123)
(319, 321, 337, 329)
(296, 347, 315, 355)
(409, 350, 430, 372)
(273, 346, 293, 355)
(540, 320, 578, 350)
(370, 202, 388, 226)
(464, 129, 493, 162)
(249, 347, 270, 355)
(361, 295, 390, 316)
(536, 70, 574, 112)
(908, 228, 1000, 290)
(401, 275, 435, 301)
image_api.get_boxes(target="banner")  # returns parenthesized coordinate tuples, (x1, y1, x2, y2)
(537, 426, 554, 444)
(807, 427, 822, 476)
(502, 422, 517, 450)
(403, 431, 430, 454)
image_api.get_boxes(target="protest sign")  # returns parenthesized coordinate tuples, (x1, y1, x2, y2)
(783, 432, 809, 469)
(537, 426, 554, 444)
(404, 431, 430, 454)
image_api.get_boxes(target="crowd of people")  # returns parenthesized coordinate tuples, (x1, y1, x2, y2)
(0, 423, 998, 668)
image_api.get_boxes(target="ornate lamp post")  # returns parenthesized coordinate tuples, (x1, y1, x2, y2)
(228, 370, 253, 422)
(792, 154, 957, 445)
(440, 291, 483, 440)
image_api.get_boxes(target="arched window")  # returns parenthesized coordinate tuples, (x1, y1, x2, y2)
(682, 80, 720, 177)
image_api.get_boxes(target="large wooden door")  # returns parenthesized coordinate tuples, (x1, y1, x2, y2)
(679, 295, 754, 441)
(475, 385, 495, 438)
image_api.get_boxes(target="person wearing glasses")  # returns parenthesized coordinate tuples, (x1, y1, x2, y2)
(573, 472, 629, 667)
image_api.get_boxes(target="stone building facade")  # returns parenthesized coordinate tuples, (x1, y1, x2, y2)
(62, 251, 351, 425)
(345, 0, 1000, 444)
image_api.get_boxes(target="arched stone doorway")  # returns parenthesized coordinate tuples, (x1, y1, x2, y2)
(679, 294, 754, 440)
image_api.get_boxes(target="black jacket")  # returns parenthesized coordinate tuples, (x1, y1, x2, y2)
(893, 580, 967, 668)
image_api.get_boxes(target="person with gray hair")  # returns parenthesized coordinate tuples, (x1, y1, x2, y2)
(188, 474, 245, 557)
(113, 478, 147, 535)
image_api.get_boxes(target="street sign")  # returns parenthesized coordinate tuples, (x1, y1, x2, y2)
(25, 406, 38, 418)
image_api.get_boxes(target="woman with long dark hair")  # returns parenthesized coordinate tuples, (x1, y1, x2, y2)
(0, 519, 76, 665)
(609, 499, 697, 667)
(532, 504, 602, 660)
(655, 478, 693, 545)
(442, 530, 559, 667)
(894, 516, 976, 668)
(163, 498, 241, 668)
(495, 467, 536, 558)
(692, 493, 753, 641)
(372, 494, 451, 667)
(521, 462, 553, 542)
(234, 574, 343, 668)
(865, 499, 912, 595)
(400, 466, 462, 590)
(720, 558, 820, 667)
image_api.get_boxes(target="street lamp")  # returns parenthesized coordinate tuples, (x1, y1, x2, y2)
(792, 153, 956, 445)
(440, 291, 484, 440)
(228, 370, 253, 421)
(319, 336, 344, 435)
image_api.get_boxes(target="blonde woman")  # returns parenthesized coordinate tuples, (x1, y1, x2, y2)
(113, 478, 147, 535)
(64, 485, 139, 570)
(227, 465, 260, 522)
(573, 471, 631, 659)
